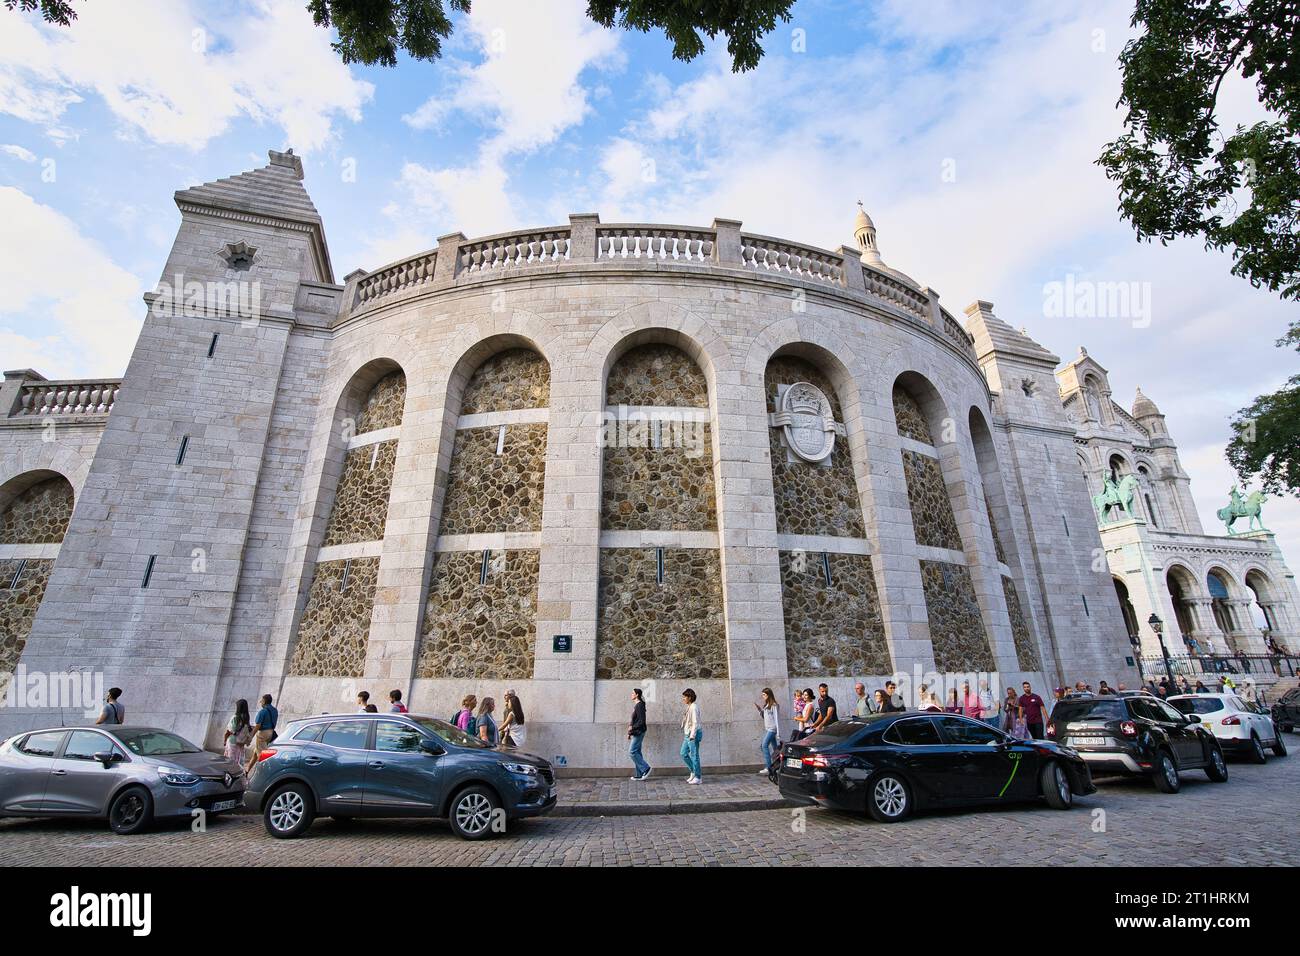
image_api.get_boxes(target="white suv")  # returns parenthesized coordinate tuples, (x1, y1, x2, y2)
(1169, 694, 1287, 763)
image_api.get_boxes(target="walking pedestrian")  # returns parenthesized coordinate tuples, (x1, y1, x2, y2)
(388, 689, 408, 713)
(1001, 687, 1020, 734)
(944, 688, 961, 713)
(222, 699, 252, 766)
(244, 694, 278, 776)
(1018, 682, 1047, 739)
(363, 703, 379, 713)
(979, 680, 998, 726)
(355, 690, 370, 712)
(628, 687, 650, 780)
(872, 689, 888, 713)
(853, 682, 870, 718)
(755, 687, 781, 773)
(680, 689, 703, 784)
(96, 687, 125, 726)
(1194, 680, 1210, 693)
(476, 697, 499, 746)
(810, 683, 837, 734)
(885, 680, 906, 712)
(454, 694, 478, 735)
(961, 681, 983, 720)
(794, 688, 816, 739)
(500, 689, 526, 747)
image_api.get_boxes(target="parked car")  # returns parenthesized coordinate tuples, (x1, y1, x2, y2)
(776, 712, 1094, 822)
(0, 726, 245, 834)
(1272, 686, 1300, 734)
(244, 712, 556, 840)
(1046, 691, 1227, 792)
(1169, 693, 1287, 762)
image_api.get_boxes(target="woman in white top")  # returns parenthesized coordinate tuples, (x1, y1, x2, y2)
(754, 687, 781, 774)
(680, 688, 703, 784)
(794, 688, 816, 740)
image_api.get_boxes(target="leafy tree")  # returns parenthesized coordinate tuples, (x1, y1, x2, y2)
(308, 0, 793, 71)
(2, 0, 78, 26)
(1227, 326, 1300, 496)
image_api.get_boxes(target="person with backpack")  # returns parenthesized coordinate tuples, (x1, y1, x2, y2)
(96, 687, 125, 725)
(454, 694, 478, 736)
(388, 689, 408, 713)
(222, 699, 252, 765)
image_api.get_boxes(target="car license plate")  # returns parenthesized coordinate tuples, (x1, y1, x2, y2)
(785, 757, 802, 770)
(1073, 736, 1106, 745)
(548, 785, 556, 799)
(210, 799, 238, 812)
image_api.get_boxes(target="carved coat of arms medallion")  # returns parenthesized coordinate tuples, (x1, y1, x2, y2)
(770, 381, 845, 466)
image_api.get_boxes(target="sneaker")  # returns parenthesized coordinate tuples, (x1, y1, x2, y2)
(641, 767, 652, 779)
(688, 777, 701, 785)
(630, 774, 643, 780)
(757, 767, 769, 775)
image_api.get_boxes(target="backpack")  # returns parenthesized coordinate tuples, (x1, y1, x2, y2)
(451, 709, 477, 735)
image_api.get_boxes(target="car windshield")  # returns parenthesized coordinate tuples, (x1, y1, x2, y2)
(115, 730, 202, 756)
(1052, 699, 1127, 722)
(412, 717, 489, 749)
(1170, 697, 1224, 715)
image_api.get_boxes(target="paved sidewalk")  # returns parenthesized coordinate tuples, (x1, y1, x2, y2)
(555, 770, 790, 816)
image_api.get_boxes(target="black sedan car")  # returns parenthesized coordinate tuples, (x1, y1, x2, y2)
(1272, 686, 1300, 733)
(244, 713, 555, 840)
(776, 712, 1094, 822)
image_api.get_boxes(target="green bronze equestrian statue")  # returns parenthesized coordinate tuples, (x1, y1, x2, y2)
(1217, 485, 1266, 535)
(1092, 472, 1138, 524)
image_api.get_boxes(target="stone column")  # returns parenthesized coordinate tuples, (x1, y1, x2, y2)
(568, 213, 600, 260)
(712, 218, 743, 267)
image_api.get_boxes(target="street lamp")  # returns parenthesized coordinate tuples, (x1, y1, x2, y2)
(1149, 613, 1176, 687)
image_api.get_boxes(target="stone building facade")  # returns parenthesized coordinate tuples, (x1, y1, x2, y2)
(11, 149, 1280, 767)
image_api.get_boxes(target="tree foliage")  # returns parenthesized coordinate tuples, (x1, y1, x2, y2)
(2, 0, 78, 26)
(308, 0, 792, 72)
(1227, 327, 1300, 496)
(1098, 0, 1300, 301)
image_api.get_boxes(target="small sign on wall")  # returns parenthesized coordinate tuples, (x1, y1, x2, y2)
(1125, 656, 1135, 666)
(553, 755, 568, 767)
(553, 634, 572, 653)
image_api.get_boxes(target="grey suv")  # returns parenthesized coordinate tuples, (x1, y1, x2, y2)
(0, 726, 245, 834)
(244, 713, 556, 840)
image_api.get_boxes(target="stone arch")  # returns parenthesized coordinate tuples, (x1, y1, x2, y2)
(1113, 576, 1140, 643)
(1205, 565, 1240, 645)
(1165, 563, 1200, 647)
(416, 334, 551, 681)
(1243, 567, 1278, 634)
(0, 470, 75, 542)
(287, 360, 408, 678)
(585, 300, 734, 401)
(0, 443, 92, 507)
(1135, 462, 1162, 527)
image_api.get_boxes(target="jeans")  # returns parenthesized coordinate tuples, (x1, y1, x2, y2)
(760, 730, 779, 770)
(1027, 722, 1044, 740)
(628, 733, 649, 777)
(680, 729, 703, 779)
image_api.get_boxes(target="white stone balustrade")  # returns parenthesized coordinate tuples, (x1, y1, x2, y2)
(458, 229, 571, 273)
(13, 380, 120, 418)
(863, 264, 931, 322)
(354, 250, 439, 309)
(597, 225, 715, 261)
(740, 233, 845, 284)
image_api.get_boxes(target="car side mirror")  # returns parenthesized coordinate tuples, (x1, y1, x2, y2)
(1186, 714, 1201, 723)
(92, 751, 121, 768)
(420, 740, 444, 757)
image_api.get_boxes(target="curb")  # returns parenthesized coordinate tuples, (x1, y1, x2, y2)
(553, 796, 795, 817)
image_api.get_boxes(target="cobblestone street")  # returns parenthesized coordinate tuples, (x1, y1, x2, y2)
(5, 749, 1295, 867)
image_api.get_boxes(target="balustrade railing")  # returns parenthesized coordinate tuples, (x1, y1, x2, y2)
(459, 228, 570, 273)
(597, 225, 714, 261)
(13, 380, 120, 417)
(740, 234, 844, 284)
(862, 265, 930, 321)
(354, 250, 438, 308)
(1138, 653, 1300, 681)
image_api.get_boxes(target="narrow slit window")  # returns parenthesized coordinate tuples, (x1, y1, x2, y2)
(655, 547, 664, 585)
(340, 558, 351, 592)
(8, 558, 27, 589)
(1062, 515, 1070, 538)
(176, 434, 190, 466)
(480, 549, 491, 585)
(1082, 593, 1090, 616)
(141, 555, 157, 589)
(496, 425, 507, 456)
(369, 443, 380, 470)
(206, 332, 219, 358)
(821, 551, 833, 588)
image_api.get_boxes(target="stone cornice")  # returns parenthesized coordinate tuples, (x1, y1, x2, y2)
(176, 201, 333, 285)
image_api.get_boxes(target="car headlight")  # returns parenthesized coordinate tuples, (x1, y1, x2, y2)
(157, 766, 201, 786)
(503, 763, 538, 776)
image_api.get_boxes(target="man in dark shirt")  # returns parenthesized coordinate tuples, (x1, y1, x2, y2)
(1018, 682, 1046, 739)
(244, 693, 278, 775)
(810, 683, 837, 734)
(627, 688, 650, 780)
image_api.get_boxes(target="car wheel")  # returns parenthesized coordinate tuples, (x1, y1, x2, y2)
(1205, 746, 1229, 782)
(1152, 751, 1180, 793)
(1249, 732, 1267, 764)
(1272, 733, 1288, 757)
(108, 786, 153, 835)
(1041, 761, 1072, 810)
(263, 783, 315, 839)
(448, 785, 501, 840)
(866, 772, 912, 823)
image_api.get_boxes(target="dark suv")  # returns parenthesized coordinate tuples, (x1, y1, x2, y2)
(244, 713, 555, 840)
(1272, 687, 1300, 733)
(1046, 692, 1227, 793)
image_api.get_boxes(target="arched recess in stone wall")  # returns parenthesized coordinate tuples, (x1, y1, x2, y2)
(1165, 563, 1199, 648)
(288, 361, 407, 677)
(1113, 577, 1140, 645)
(1206, 566, 1240, 649)
(1136, 463, 1162, 527)
(416, 336, 551, 680)
(892, 372, 994, 672)
(764, 344, 889, 678)
(1243, 568, 1280, 637)
(0, 470, 75, 675)
(968, 406, 1041, 671)
(595, 333, 726, 680)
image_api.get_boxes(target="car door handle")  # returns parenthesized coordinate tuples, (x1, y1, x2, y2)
(368, 761, 385, 770)
(303, 757, 322, 766)
(51, 769, 67, 776)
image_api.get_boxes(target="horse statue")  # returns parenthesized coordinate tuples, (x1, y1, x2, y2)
(1217, 485, 1266, 535)
(1092, 473, 1138, 524)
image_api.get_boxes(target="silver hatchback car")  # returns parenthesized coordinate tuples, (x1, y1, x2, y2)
(0, 725, 246, 834)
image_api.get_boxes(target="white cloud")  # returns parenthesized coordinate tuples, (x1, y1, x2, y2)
(1, 144, 37, 163)
(0, 0, 372, 151)
(0, 186, 142, 376)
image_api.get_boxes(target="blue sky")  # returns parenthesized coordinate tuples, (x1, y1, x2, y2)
(1, 0, 1298, 566)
